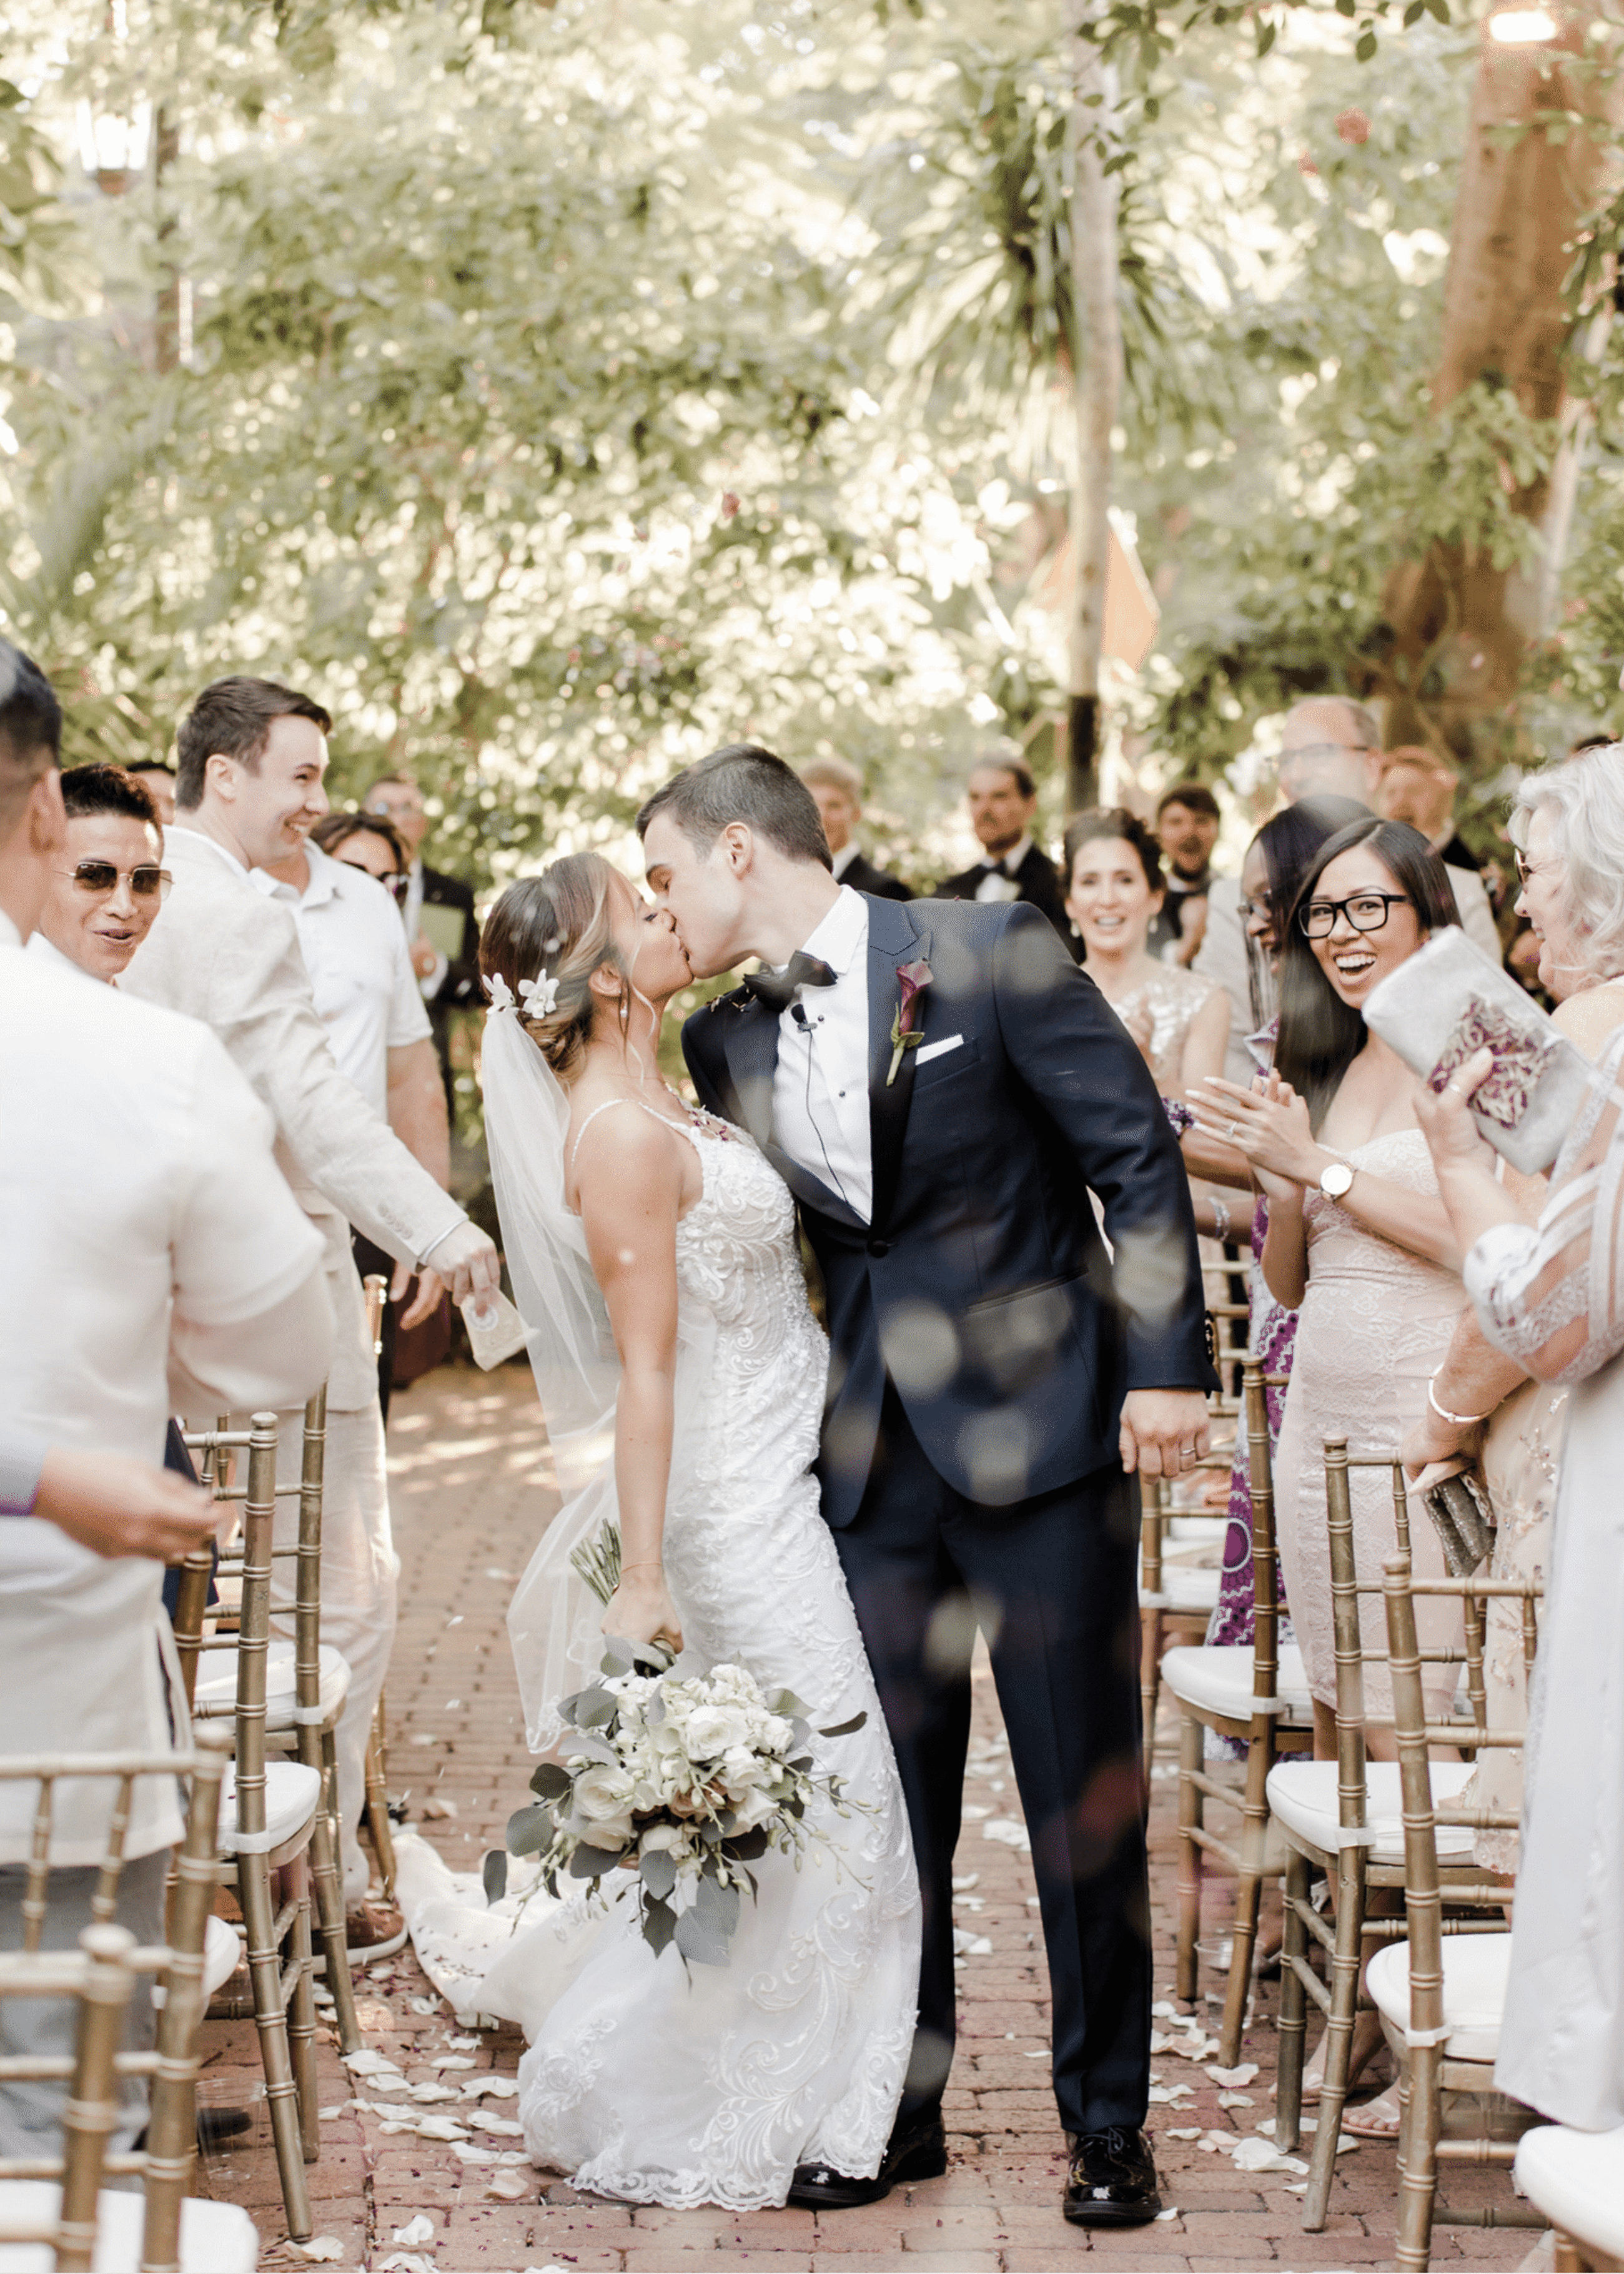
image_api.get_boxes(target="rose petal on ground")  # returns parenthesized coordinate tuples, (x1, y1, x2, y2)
(408, 2082, 459, 2103)
(293, 2242, 345, 2265)
(1205, 2060, 1260, 2088)
(981, 1817, 1030, 1850)
(460, 2075, 519, 2099)
(391, 2215, 436, 2246)
(485, 2169, 532, 2200)
(432, 2054, 476, 2070)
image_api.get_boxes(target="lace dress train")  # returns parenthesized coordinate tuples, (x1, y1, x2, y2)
(397, 1114, 920, 2208)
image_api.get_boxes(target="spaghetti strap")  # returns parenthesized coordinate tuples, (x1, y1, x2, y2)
(568, 1095, 703, 1173)
(568, 1097, 632, 1172)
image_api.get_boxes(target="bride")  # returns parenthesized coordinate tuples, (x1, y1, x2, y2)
(396, 851, 921, 2212)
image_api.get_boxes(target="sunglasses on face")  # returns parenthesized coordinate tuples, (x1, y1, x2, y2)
(1298, 890, 1411, 939)
(1512, 849, 1553, 885)
(59, 861, 172, 902)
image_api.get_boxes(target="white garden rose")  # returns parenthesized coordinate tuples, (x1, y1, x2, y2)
(573, 1765, 636, 1844)
(637, 1822, 686, 1854)
(684, 1703, 752, 1758)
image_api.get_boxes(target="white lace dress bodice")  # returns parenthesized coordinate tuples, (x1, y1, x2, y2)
(1272, 1128, 1468, 1714)
(395, 1110, 921, 2210)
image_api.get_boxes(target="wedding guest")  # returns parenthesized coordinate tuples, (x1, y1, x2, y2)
(122, 676, 498, 1944)
(934, 751, 1074, 950)
(362, 772, 482, 1101)
(1062, 808, 1227, 1098)
(313, 809, 412, 893)
(1201, 795, 1367, 1656)
(257, 808, 448, 1420)
(1196, 698, 1499, 1081)
(1375, 746, 1482, 876)
(31, 764, 168, 983)
(799, 755, 911, 899)
(1148, 782, 1220, 967)
(125, 759, 177, 828)
(1417, 996, 1624, 2132)
(1403, 744, 1624, 1877)
(0, 638, 332, 2160)
(1194, 819, 1470, 1737)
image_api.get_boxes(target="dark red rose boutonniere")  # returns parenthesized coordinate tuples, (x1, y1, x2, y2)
(887, 957, 933, 1086)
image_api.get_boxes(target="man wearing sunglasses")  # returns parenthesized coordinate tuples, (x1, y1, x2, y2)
(31, 763, 171, 984)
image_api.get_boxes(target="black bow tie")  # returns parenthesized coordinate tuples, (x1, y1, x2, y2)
(978, 855, 1018, 879)
(741, 952, 837, 1016)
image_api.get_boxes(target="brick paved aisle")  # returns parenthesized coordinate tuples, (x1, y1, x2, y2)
(206, 1363, 1537, 2273)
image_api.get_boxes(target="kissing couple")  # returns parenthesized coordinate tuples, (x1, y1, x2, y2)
(399, 744, 1216, 2228)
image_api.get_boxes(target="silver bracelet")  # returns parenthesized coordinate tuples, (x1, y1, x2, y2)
(1427, 1374, 1491, 1429)
(1209, 1197, 1232, 1245)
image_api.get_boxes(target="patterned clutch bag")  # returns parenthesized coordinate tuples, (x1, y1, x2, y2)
(1364, 928, 1591, 1174)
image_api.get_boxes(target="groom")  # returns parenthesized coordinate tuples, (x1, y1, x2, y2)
(641, 747, 1215, 2228)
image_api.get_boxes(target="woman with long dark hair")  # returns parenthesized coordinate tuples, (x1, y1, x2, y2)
(1194, 815, 1470, 2133)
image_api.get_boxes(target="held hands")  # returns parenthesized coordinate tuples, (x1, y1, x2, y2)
(1191, 1070, 1317, 1201)
(602, 1565, 685, 1658)
(1119, 1389, 1211, 1480)
(34, 1448, 223, 1564)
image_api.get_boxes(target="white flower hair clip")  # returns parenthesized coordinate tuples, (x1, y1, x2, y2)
(485, 971, 517, 1017)
(518, 972, 560, 1017)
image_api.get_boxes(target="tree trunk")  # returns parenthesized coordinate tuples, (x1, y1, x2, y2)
(1378, 4, 1621, 758)
(1065, 14, 1122, 816)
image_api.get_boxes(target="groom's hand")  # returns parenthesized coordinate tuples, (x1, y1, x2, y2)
(1119, 1389, 1211, 1480)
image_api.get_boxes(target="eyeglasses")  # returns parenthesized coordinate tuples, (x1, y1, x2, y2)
(1298, 890, 1411, 939)
(1282, 741, 1374, 768)
(1513, 849, 1555, 885)
(1242, 894, 1275, 927)
(58, 861, 172, 902)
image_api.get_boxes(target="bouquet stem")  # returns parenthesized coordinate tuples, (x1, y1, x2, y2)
(570, 1520, 623, 1608)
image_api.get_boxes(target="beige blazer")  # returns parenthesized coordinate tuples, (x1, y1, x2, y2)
(124, 827, 466, 1410)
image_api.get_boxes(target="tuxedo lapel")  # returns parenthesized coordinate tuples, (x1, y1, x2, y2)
(718, 992, 864, 1230)
(866, 895, 929, 1234)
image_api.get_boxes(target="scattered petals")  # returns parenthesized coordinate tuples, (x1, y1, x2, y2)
(390, 2215, 436, 2246)
(485, 2168, 532, 2200)
(292, 2243, 345, 2265)
(1205, 2061, 1259, 2088)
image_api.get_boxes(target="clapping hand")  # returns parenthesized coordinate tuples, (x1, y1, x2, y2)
(1191, 1070, 1317, 1200)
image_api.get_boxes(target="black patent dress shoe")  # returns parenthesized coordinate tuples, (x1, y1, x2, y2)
(1062, 2125, 1162, 2227)
(787, 2108, 948, 2208)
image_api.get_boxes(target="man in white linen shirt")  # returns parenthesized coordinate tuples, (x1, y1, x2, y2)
(1196, 696, 1502, 1086)
(0, 639, 333, 2160)
(123, 675, 499, 1932)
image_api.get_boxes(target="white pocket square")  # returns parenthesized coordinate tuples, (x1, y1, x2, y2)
(916, 1034, 965, 1066)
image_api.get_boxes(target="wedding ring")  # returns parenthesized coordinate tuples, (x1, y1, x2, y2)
(1227, 1118, 1240, 1140)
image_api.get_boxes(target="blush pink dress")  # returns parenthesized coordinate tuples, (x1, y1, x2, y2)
(1273, 1128, 1467, 1719)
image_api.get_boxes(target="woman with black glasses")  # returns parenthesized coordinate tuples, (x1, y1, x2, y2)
(1191, 817, 1467, 2136)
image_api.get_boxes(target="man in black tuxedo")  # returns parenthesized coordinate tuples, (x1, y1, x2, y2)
(641, 746, 1216, 2231)
(934, 751, 1074, 951)
(364, 773, 482, 1095)
(800, 755, 911, 901)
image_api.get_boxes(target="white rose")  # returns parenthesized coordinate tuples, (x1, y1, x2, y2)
(573, 1764, 635, 1831)
(731, 1785, 778, 1831)
(685, 1704, 751, 1759)
(638, 1822, 685, 1854)
(719, 1746, 766, 1794)
(760, 1715, 795, 1754)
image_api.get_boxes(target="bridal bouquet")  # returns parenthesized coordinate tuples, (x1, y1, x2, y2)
(485, 1525, 866, 1967)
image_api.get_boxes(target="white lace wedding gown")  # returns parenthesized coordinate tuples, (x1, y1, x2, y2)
(397, 1105, 921, 2209)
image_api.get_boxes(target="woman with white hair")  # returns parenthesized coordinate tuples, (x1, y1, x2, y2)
(1413, 740, 1624, 2132)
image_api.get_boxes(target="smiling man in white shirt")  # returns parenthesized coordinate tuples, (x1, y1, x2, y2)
(123, 675, 498, 1935)
(0, 638, 333, 2160)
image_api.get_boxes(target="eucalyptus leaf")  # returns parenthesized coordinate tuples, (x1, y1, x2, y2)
(817, 1712, 868, 1738)
(528, 1761, 572, 1802)
(482, 1849, 509, 1904)
(568, 1841, 631, 1881)
(640, 1847, 678, 1901)
(674, 1904, 731, 1968)
(505, 1802, 555, 1858)
(641, 1892, 677, 1957)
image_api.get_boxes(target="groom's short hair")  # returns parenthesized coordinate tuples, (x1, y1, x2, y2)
(637, 743, 832, 871)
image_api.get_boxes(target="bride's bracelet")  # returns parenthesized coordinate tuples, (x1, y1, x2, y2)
(1427, 1375, 1491, 1429)
(620, 1560, 663, 1573)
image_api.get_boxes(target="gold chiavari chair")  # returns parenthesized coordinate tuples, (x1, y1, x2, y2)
(1267, 1436, 1507, 2230)
(1137, 1298, 1242, 1786)
(0, 1728, 256, 2270)
(1160, 1355, 1315, 2064)
(170, 1412, 324, 2241)
(1377, 1550, 1544, 2270)
(0, 1925, 134, 2273)
(358, 1273, 399, 1907)
(175, 1392, 362, 2065)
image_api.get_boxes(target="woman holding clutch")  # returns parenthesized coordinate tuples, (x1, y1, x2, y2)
(1419, 989, 1624, 2131)
(1404, 748, 1624, 1881)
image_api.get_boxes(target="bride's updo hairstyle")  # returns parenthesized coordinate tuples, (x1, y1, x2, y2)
(480, 853, 630, 1080)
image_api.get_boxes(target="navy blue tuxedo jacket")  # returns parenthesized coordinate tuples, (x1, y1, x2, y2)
(681, 893, 1216, 1528)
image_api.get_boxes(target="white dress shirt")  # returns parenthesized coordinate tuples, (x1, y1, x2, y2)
(771, 885, 873, 1223)
(123, 826, 465, 1411)
(0, 917, 329, 1862)
(974, 834, 1032, 905)
(831, 843, 859, 882)
(253, 842, 430, 1118)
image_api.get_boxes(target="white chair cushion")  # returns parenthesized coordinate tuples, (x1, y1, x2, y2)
(203, 1913, 243, 1997)
(1514, 2123, 1624, 2259)
(0, 2183, 258, 2271)
(1167, 1516, 1229, 1543)
(192, 1642, 350, 1731)
(1265, 1758, 1478, 1864)
(1162, 1642, 1313, 1722)
(1367, 1932, 1513, 2064)
(1161, 1563, 1220, 1614)
(217, 1761, 321, 1857)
